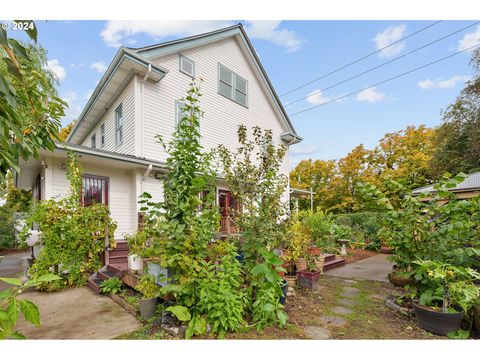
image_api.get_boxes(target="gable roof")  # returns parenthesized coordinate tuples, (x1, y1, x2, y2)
(68, 23, 301, 145)
(67, 48, 168, 143)
(129, 24, 301, 142)
(412, 171, 480, 195)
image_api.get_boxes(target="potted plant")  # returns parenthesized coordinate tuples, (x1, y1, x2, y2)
(297, 255, 322, 290)
(286, 217, 310, 273)
(314, 255, 326, 274)
(388, 265, 414, 287)
(411, 260, 480, 336)
(308, 245, 321, 256)
(135, 274, 160, 319)
(125, 232, 145, 272)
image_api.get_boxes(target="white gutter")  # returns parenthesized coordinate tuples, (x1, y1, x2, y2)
(142, 64, 152, 82)
(142, 164, 153, 180)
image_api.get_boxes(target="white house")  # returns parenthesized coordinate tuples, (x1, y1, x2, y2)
(15, 24, 302, 251)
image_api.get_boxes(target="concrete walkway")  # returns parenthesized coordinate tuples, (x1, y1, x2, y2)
(326, 254, 393, 282)
(0, 251, 141, 339)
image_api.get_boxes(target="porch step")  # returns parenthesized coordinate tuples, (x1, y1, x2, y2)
(114, 241, 129, 250)
(322, 253, 336, 263)
(87, 265, 124, 294)
(323, 257, 346, 272)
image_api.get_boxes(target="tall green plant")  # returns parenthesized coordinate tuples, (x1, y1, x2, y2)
(142, 80, 220, 337)
(25, 153, 116, 290)
(218, 125, 288, 330)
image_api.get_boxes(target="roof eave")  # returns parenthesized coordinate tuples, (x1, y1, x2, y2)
(66, 48, 168, 143)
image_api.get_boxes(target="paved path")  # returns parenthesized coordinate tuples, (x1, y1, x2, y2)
(326, 254, 392, 282)
(0, 251, 140, 339)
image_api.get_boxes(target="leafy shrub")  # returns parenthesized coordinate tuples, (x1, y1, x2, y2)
(333, 212, 385, 250)
(0, 206, 15, 250)
(100, 277, 123, 295)
(25, 153, 117, 290)
(358, 174, 480, 270)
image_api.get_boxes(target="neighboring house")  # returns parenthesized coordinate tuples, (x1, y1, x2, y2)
(412, 171, 480, 201)
(15, 24, 302, 251)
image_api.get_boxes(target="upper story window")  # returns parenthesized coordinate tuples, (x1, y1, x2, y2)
(100, 124, 105, 148)
(218, 63, 248, 107)
(175, 100, 187, 126)
(179, 54, 195, 78)
(91, 134, 96, 149)
(115, 103, 123, 146)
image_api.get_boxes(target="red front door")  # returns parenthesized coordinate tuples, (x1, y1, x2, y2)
(218, 190, 239, 234)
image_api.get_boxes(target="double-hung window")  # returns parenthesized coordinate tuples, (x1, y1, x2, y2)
(100, 124, 105, 147)
(91, 134, 96, 149)
(175, 100, 187, 127)
(218, 63, 248, 107)
(115, 103, 123, 146)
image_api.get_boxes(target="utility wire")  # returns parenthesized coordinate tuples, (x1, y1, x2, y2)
(289, 42, 480, 117)
(285, 21, 480, 108)
(279, 20, 443, 97)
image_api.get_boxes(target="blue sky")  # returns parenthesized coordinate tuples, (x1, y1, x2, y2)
(13, 20, 480, 165)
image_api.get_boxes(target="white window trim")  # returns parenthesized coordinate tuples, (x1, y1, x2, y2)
(175, 100, 186, 127)
(179, 54, 195, 78)
(217, 63, 248, 108)
(115, 103, 123, 147)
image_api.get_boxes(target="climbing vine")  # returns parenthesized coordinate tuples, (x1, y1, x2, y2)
(25, 152, 117, 290)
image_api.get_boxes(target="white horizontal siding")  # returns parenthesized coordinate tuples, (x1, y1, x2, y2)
(81, 79, 136, 156)
(142, 37, 290, 179)
(48, 157, 137, 239)
(142, 176, 164, 204)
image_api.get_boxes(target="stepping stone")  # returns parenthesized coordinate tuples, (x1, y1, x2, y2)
(331, 306, 353, 315)
(303, 326, 331, 339)
(338, 298, 357, 307)
(342, 287, 359, 293)
(340, 292, 358, 299)
(320, 315, 347, 327)
(343, 279, 358, 284)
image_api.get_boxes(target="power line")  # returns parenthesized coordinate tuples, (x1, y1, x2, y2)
(285, 21, 480, 108)
(279, 20, 443, 97)
(288, 43, 480, 117)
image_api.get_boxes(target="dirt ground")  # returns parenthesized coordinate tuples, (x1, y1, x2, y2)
(343, 248, 379, 264)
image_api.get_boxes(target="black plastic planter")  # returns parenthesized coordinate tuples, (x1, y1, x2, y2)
(280, 279, 288, 305)
(139, 297, 159, 319)
(413, 303, 464, 336)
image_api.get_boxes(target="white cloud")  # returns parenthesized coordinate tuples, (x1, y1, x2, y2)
(306, 90, 330, 105)
(418, 75, 471, 90)
(356, 87, 386, 103)
(46, 59, 66, 81)
(373, 24, 406, 58)
(100, 20, 234, 47)
(244, 20, 303, 52)
(457, 25, 480, 52)
(290, 146, 318, 157)
(90, 61, 108, 73)
(100, 20, 303, 52)
(62, 91, 82, 121)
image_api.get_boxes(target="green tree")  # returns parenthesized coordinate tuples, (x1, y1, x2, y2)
(0, 21, 66, 181)
(430, 48, 480, 177)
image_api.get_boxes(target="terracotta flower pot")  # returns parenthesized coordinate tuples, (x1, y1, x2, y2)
(284, 275, 297, 288)
(295, 258, 307, 272)
(314, 256, 325, 274)
(380, 245, 392, 254)
(308, 247, 321, 256)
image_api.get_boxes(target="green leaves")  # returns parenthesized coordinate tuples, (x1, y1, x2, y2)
(166, 305, 191, 322)
(0, 277, 22, 286)
(19, 299, 40, 326)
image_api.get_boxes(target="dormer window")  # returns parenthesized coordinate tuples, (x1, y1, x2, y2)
(179, 55, 195, 78)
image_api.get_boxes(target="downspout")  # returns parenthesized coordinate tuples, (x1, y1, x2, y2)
(138, 64, 152, 159)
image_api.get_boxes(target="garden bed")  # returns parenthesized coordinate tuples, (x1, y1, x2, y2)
(343, 248, 378, 264)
